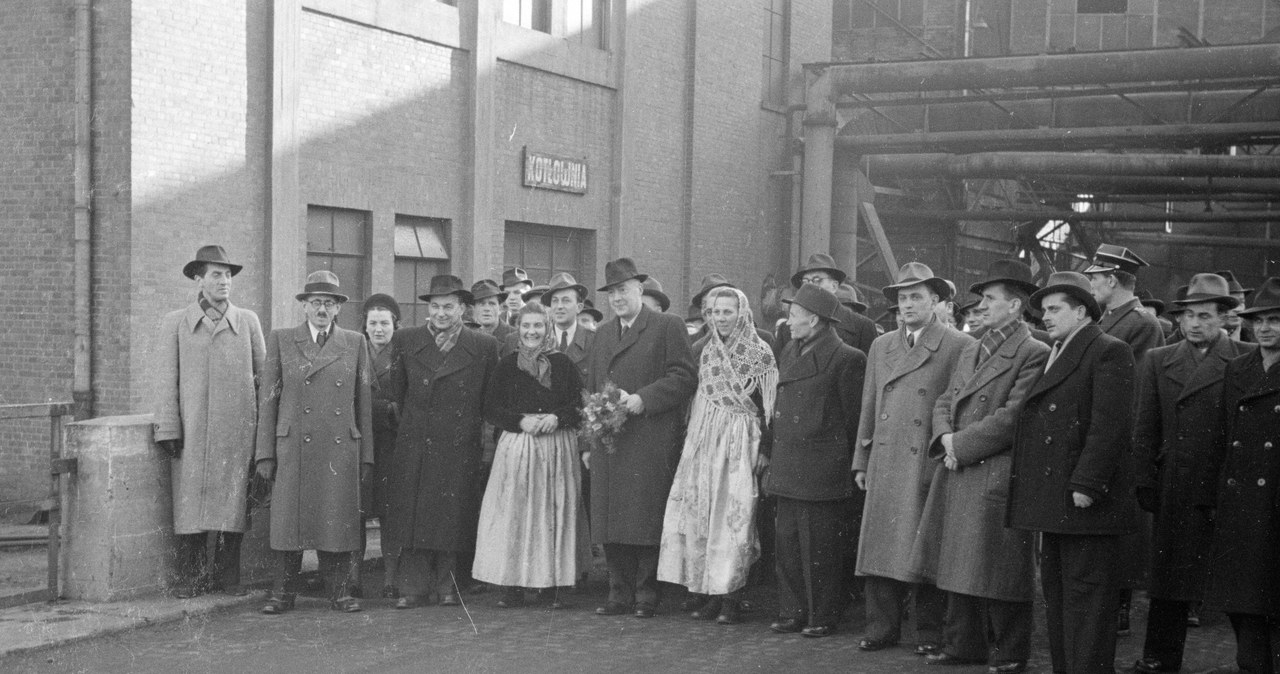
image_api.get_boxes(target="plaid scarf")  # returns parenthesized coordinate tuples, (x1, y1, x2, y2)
(977, 319, 1020, 367)
(198, 292, 226, 325)
(430, 321, 463, 354)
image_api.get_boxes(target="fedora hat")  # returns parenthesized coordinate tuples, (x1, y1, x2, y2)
(1135, 289, 1165, 315)
(1082, 243, 1149, 276)
(1164, 285, 1189, 316)
(579, 305, 604, 323)
(522, 284, 551, 303)
(1030, 271, 1100, 321)
(790, 253, 848, 289)
(685, 303, 705, 323)
(1214, 270, 1254, 295)
(418, 274, 473, 304)
(882, 262, 953, 303)
(641, 277, 671, 312)
(836, 283, 868, 313)
(361, 293, 401, 321)
(783, 284, 841, 322)
(540, 272, 588, 306)
(183, 245, 243, 279)
(691, 273, 735, 308)
(1238, 277, 1280, 316)
(501, 267, 533, 290)
(970, 259, 1040, 297)
(1173, 273, 1239, 310)
(470, 279, 508, 303)
(955, 294, 983, 315)
(597, 257, 649, 291)
(295, 270, 349, 303)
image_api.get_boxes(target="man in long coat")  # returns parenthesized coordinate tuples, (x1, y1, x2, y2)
(256, 270, 373, 614)
(774, 253, 877, 355)
(1132, 274, 1255, 674)
(1008, 271, 1138, 674)
(853, 262, 971, 653)
(153, 245, 265, 598)
(914, 260, 1048, 671)
(385, 275, 499, 607)
(587, 258, 696, 618)
(1203, 277, 1280, 674)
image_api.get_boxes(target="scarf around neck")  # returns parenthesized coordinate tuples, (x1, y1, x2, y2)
(700, 288, 778, 420)
(517, 324, 556, 389)
(430, 321, 463, 354)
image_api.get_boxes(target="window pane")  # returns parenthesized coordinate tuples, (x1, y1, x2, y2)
(306, 254, 331, 274)
(306, 208, 332, 253)
(1078, 0, 1126, 13)
(333, 210, 367, 255)
(330, 257, 364, 299)
(394, 258, 417, 305)
(502, 0, 525, 25)
(525, 234, 552, 270)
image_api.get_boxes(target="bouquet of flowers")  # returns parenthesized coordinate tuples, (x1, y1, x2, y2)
(580, 381, 629, 453)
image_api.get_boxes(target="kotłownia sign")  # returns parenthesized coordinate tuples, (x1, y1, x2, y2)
(522, 147, 588, 194)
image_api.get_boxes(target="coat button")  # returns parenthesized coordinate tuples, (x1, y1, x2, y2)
(793, 415, 800, 423)
(910, 447, 918, 454)
(1044, 436, 1052, 444)
(1274, 406, 1280, 413)
(304, 435, 311, 443)
(304, 407, 311, 414)
(1266, 442, 1275, 449)
(335, 437, 342, 444)
(1227, 478, 1238, 487)
(1233, 441, 1243, 448)
(885, 384, 893, 392)
(913, 419, 922, 426)
(304, 379, 312, 385)
(774, 411, 782, 419)
(918, 388, 927, 396)
(1260, 478, 1268, 487)
(336, 381, 342, 387)
(1240, 405, 1246, 411)
(1177, 433, 1186, 441)
(881, 413, 889, 420)
(335, 410, 341, 416)
(979, 395, 987, 402)
(1048, 403, 1057, 412)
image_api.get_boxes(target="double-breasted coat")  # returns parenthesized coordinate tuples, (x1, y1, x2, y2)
(255, 323, 373, 552)
(586, 306, 696, 546)
(153, 302, 265, 534)
(1133, 336, 1255, 601)
(853, 319, 972, 582)
(384, 326, 499, 553)
(913, 322, 1048, 602)
(1204, 350, 1280, 618)
(1007, 325, 1138, 535)
(773, 304, 874, 356)
(764, 328, 865, 500)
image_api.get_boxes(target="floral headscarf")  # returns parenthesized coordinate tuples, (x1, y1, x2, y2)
(516, 307, 556, 389)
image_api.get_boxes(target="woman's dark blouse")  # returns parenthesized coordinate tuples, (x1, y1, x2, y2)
(483, 352, 584, 434)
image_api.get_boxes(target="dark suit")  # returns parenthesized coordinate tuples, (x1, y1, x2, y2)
(774, 304, 875, 356)
(1008, 324, 1138, 674)
(766, 327, 865, 628)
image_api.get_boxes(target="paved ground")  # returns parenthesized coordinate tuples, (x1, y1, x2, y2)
(0, 563, 1243, 674)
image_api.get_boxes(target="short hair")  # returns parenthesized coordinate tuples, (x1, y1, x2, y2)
(989, 283, 1029, 309)
(518, 302, 549, 320)
(1059, 293, 1087, 312)
(1111, 271, 1136, 290)
(550, 287, 584, 304)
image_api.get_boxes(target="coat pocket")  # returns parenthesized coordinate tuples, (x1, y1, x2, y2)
(276, 423, 290, 438)
(350, 427, 362, 440)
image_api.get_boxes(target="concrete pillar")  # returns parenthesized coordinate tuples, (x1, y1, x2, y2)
(831, 158, 864, 286)
(800, 66, 836, 262)
(62, 415, 271, 601)
(269, 0, 303, 329)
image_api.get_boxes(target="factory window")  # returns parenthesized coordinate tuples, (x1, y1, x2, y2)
(836, 0, 925, 30)
(393, 216, 451, 327)
(503, 0, 552, 33)
(504, 222, 593, 290)
(763, 0, 790, 107)
(568, 0, 608, 49)
(1077, 0, 1127, 13)
(306, 206, 370, 333)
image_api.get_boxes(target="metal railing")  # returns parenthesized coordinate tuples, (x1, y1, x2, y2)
(0, 403, 76, 608)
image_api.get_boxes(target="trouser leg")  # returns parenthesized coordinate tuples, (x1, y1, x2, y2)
(317, 550, 352, 600)
(839, 492, 863, 610)
(1230, 613, 1279, 674)
(943, 592, 989, 661)
(774, 497, 806, 621)
(211, 531, 243, 589)
(913, 582, 946, 645)
(1060, 534, 1121, 674)
(863, 575, 908, 643)
(803, 499, 847, 628)
(173, 533, 206, 586)
(435, 551, 458, 597)
(633, 545, 660, 608)
(603, 543, 637, 606)
(398, 549, 436, 598)
(272, 551, 304, 594)
(1143, 597, 1189, 667)
(987, 597, 1034, 666)
(347, 521, 365, 595)
(1040, 533, 1068, 673)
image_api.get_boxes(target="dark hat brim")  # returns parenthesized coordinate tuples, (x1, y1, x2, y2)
(882, 277, 953, 303)
(1172, 293, 1239, 310)
(184, 260, 243, 279)
(418, 289, 474, 304)
(501, 279, 534, 291)
(471, 288, 509, 303)
(842, 299, 869, 313)
(597, 273, 648, 292)
(1140, 300, 1166, 314)
(782, 289, 841, 322)
(642, 289, 671, 312)
(790, 267, 847, 289)
(969, 278, 1040, 298)
(295, 290, 349, 303)
(1030, 284, 1101, 322)
(540, 284, 589, 306)
(691, 282, 735, 308)
(579, 308, 604, 322)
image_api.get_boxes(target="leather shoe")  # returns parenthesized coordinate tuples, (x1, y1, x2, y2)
(1134, 657, 1180, 673)
(497, 590, 525, 608)
(633, 604, 656, 618)
(395, 595, 424, 610)
(680, 594, 708, 612)
(381, 585, 400, 599)
(801, 625, 835, 638)
(769, 617, 804, 634)
(1186, 606, 1201, 628)
(173, 584, 200, 599)
(858, 636, 899, 651)
(715, 599, 740, 625)
(439, 593, 460, 606)
(261, 593, 295, 615)
(331, 596, 361, 613)
(690, 597, 722, 620)
(988, 663, 1026, 674)
(916, 642, 943, 656)
(926, 653, 984, 666)
(596, 601, 631, 616)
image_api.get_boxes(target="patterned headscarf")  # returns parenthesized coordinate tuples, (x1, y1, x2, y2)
(700, 287, 778, 421)
(516, 305, 556, 389)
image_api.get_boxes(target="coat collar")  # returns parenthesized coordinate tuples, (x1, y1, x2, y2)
(956, 322, 1030, 400)
(1167, 336, 1238, 401)
(605, 305, 653, 364)
(884, 319, 948, 385)
(182, 301, 242, 336)
(1099, 297, 1140, 331)
(1234, 348, 1280, 402)
(1029, 323, 1103, 398)
(778, 327, 841, 384)
(291, 322, 348, 375)
(406, 325, 483, 381)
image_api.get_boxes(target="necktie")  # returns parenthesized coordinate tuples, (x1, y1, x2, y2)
(559, 330, 569, 352)
(316, 330, 327, 347)
(907, 332, 916, 348)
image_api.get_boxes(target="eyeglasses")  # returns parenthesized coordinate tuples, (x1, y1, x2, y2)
(802, 275, 831, 285)
(308, 299, 337, 309)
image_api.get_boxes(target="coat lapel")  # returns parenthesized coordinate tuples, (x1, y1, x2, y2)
(432, 328, 480, 381)
(608, 306, 650, 366)
(292, 323, 322, 363)
(778, 330, 837, 384)
(1029, 324, 1101, 399)
(1238, 351, 1280, 403)
(958, 325, 1026, 401)
(1160, 341, 1195, 390)
(1175, 338, 1229, 402)
(1099, 299, 1139, 333)
(886, 320, 944, 385)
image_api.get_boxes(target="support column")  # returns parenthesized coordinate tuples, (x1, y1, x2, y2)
(831, 159, 864, 286)
(800, 66, 836, 261)
(268, 0, 303, 328)
(461, 0, 498, 280)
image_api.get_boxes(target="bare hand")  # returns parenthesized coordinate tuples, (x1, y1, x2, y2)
(255, 459, 275, 481)
(539, 414, 559, 434)
(854, 470, 867, 491)
(622, 393, 645, 415)
(754, 453, 770, 475)
(519, 416, 543, 434)
(1072, 491, 1094, 508)
(944, 455, 959, 471)
(581, 451, 591, 470)
(940, 434, 954, 453)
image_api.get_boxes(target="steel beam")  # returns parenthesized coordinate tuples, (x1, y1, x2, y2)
(826, 44, 1280, 95)
(1037, 193, 1280, 204)
(1116, 232, 1280, 249)
(866, 152, 1280, 179)
(839, 122, 1280, 154)
(837, 77, 1280, 109)
(878, 208, 1280, 223)
(1030, 175, 1280, 195)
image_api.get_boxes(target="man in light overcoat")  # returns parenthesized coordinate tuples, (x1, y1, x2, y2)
(153, 245, 265, 598)
(587, 258, 696, 619)
(853, 262, 972, 654)
(912, 260, 1048, 672)
(256, 270, 373, 614)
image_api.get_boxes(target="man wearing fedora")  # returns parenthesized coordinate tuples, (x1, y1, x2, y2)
(542, 272, 595, 381)
(641, 277, 670, 313)
(1132, 274, 1255, 674)
(469, 279, 515, 344)
(587, 258, 696, 619)
(765, 284, 866, 638)
(152, 245, 265, 599)
(1216, 270, 1255, 343)
(853, 262, 971, 654)
(383, 275, 500, 608)
(499, 267, 534, 327)
(1202, 276, 1280, 674)
(256, 270, 373, 614)
(1007, 271, 1138, 674)
(775, 254, 877, 356)
(913, 259, 1049, 672)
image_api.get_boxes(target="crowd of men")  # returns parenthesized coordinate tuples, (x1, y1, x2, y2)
(152, 243, 1279, 674)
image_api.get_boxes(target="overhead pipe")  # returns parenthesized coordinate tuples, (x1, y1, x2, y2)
(1032, 174, 1280, 196)
(825, 43, 1280, 95)
(839, 122, 1280, 155)
(877, 208, 1280, 224)
(866, 152, 1280, 179)
(72, 0, 92, 418)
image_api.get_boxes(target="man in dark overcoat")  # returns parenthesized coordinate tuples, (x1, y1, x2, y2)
(586, 258, 696, 618)
(853, 262, 971, 654)
(774, 253, 877, 355)
(1132, 274, 1255, 674)
(915, 260, 1048, 672)
(384, 275, 499, 608)
(1007, 271, 1138, 674)
(1203, 277, 1280, 674)
(764, 284, 865, 638)
(256, 270, 373, 614)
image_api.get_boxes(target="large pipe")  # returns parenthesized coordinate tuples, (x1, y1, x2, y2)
(1034, 175, 1280, 196)
(839, 122, 1280, 155)
(1117, 232, 1280, 249)
(827, 43, 1280, 95)
(878, 208, 1280, 224)
(72, 0, 92, 418)
(866, 152, 1280, 179)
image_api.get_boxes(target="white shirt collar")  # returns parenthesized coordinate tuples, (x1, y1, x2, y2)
(558, 323, 577, 345)
(308, 322, 328, 342)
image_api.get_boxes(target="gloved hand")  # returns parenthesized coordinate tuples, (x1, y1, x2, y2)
(255, 459, 276, 481)
(158, 439, 183, 459)
(1136, 487, 1158, 514)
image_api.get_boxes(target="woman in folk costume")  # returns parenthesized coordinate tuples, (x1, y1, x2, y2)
(472, 302, 587, 608)
(658, 286, 778, 624)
